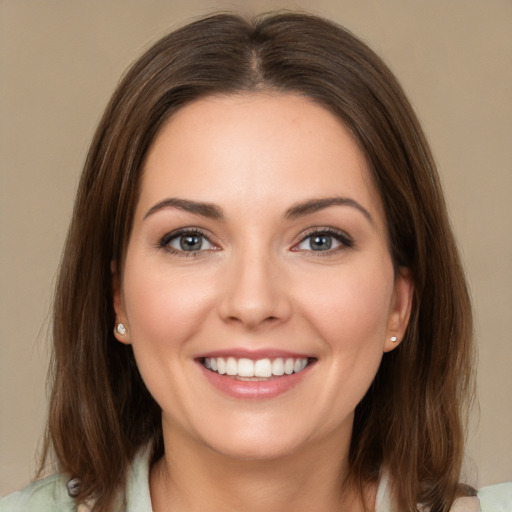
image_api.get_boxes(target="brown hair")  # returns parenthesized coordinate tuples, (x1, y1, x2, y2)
(41, 12, 475, 512)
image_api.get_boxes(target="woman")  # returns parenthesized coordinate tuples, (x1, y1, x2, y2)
(1, 11, 510, 512)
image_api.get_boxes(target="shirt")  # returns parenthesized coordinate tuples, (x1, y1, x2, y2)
(2, 446, 511, 511)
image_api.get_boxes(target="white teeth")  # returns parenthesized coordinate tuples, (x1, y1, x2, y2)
(272, 358, 285, 376)
(238, 358, 255, 377)
(284, 358, 294, 375)
(254, 358, 272, 377)
(203, 356, 309, 378)
(226, 357, 237, 376)
(217, 358, 226, 375)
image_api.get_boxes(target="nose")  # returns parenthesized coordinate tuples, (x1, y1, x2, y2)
(217, 248, 292, 330)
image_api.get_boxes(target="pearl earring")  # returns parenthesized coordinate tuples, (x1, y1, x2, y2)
(116, 323, 127, 335)
(390, 335, 398, 342)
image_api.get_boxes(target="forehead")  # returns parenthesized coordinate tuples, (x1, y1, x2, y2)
(138, 92, 384, 224)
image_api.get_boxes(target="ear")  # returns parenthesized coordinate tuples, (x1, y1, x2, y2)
(384, 267, 413, 353)
(111, 260, 131, 345)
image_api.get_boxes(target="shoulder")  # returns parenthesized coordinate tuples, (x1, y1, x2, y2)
(1, 445, 153, 512)
(376, 470, 512, 512)
(450, 483, 512, 512)
(0, 474, 80, 512)
(477, 482, 512, 512)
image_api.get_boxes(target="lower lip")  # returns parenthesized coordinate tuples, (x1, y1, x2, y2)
(198, 362, 314, 399)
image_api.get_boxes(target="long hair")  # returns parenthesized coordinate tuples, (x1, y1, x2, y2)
(41, 12, 475, 512)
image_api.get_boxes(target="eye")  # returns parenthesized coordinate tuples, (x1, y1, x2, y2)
(294, 229, 353, 253)
(160, 229, 215, 254)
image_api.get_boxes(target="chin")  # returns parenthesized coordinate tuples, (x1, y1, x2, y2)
(205, 434, 305, 462)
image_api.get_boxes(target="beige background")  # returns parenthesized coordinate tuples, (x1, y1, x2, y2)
(1, 0, 511, 496)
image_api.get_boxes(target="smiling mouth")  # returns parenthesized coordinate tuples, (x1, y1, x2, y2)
(201, 356, 314, 380)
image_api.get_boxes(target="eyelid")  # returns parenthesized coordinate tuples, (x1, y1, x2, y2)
(158, 227, 220, 254)
(292, 227, 354, 253)
(157, 226, 353, 256)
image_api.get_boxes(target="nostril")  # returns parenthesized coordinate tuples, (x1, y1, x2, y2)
(217, 259, 293, 327)
(223, 312, 282, 329)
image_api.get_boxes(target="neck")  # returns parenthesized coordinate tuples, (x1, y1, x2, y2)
(150, 422, 374, 512)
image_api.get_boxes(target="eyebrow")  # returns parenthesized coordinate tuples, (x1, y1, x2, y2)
(143, 198, 224, 220)
(143, 196, 373, 224)
(284, 197, 374, 224)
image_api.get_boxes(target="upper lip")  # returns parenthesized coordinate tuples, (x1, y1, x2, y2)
(195, 348, 314, 360)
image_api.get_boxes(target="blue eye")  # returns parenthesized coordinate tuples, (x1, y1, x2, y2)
(296, 230, 352, 252)
(161, 230, 215, 253)
(307, 234, 334, 251)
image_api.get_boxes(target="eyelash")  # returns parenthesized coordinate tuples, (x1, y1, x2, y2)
(158, 227, 354, 257)
(158, 228, 217, 257)
(293, 227, 354, 255)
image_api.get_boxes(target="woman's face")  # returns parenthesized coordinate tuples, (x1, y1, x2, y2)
(114, 93, 412, 461)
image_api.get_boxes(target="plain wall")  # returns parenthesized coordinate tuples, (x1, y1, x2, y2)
(1, 0, 511, 496)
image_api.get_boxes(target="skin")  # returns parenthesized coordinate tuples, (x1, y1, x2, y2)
(113, 93, 413, 512)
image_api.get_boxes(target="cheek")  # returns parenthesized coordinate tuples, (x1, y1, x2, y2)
(120, 259, 216, 417)
(122, 259, 215, 349)
(300, 262, 395, 422)
(303, 259, 394, 354)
